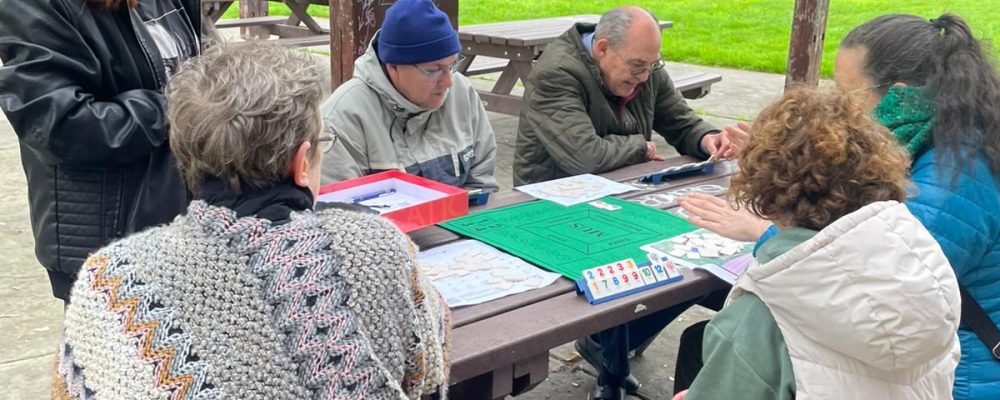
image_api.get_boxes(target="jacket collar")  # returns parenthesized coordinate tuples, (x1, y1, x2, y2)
(194, 179, 314, 224)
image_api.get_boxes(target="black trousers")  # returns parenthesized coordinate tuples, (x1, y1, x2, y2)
(672, 319, 709, 394)
(594, 289, 727, 384)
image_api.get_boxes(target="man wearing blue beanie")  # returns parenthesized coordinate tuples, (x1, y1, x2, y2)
(320, 0, 498, 192)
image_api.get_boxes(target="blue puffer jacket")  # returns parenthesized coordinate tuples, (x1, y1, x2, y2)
(906, 148, 1000, 400)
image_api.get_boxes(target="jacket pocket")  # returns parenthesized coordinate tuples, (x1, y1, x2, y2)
(404, 146, 474, 188)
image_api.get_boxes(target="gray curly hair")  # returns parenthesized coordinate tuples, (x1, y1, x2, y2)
(167, 41, 324, 192)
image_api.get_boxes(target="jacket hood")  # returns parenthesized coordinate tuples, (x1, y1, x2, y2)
(353, 32, 435, 116)
(743, 201, 961, 372)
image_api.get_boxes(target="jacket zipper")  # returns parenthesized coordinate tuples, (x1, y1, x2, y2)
(123, 3, 165, 89)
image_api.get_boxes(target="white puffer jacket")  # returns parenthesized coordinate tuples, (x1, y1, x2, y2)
(731, 201, 962, 400)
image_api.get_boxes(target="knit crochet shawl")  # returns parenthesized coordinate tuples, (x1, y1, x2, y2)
(55, 201, 450, 399)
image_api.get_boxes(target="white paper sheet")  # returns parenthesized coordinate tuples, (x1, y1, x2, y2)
(316, 178, 448, 215)
(514, 174, 638, 206)
(418, 240, 561, 307)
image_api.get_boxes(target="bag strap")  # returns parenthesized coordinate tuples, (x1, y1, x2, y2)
(960, 284, 1000, 361)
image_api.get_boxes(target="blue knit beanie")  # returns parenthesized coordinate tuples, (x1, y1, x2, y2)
(377, 0, 460, 65)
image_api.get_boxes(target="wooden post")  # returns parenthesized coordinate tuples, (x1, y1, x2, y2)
(784, 0, 830, 89)
(328, 0, 355, 90)
(327, 0, 459, 91)
(240, 0, 270, 39)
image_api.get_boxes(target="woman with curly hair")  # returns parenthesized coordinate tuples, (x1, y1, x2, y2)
(680, 14, 1000, 399)
(673, 88, 961, 400)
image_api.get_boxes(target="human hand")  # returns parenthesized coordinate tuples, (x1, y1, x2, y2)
(672, 390, 689, 400)
(699, 132, 731, 160)
(721, 122, 751, 157)
(678, 193, 771, 242)
(646, 141, 666, 161)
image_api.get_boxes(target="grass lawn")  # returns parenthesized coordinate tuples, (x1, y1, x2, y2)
(221, 1, 999, 76)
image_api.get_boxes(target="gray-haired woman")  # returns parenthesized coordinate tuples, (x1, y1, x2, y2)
(54, 42, 450, 400)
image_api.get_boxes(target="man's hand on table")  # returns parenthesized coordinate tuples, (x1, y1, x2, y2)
(700, 132, 734, 160)
(701, 121, 753, 161)
(646, 141, 666, 161)
(678, 193, 771, 242)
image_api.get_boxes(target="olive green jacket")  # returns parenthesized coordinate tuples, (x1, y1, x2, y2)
(513, 23, 717, 185)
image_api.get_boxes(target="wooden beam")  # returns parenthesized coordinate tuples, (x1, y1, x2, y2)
(327, 0, 460, 91)
(785, 0, 830, 89)
(284, 0, 325, 33)
(239, 0, 270, 39)
(328, 0, 354, 89)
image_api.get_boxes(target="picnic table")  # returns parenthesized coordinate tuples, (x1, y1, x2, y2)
(458, 15, 724, 116)
(202, 0, 460, 86)
(202, 0, 333, 47)
(411, 156, 736, 399)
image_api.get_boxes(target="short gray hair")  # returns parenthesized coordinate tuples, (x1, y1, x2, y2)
(167, 42, 324, 192)
(595, 7, 659, 48)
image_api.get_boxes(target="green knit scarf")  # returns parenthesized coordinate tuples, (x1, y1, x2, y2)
(872, 86, 935, 157)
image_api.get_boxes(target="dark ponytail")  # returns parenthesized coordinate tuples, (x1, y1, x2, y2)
(842, 14, 1000, 174)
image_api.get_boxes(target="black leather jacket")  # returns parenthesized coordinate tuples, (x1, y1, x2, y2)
(0, 0, 200, 300)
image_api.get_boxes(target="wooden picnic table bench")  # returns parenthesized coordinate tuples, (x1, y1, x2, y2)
(201, 0, 330, 44)
(202, 0, 331, 46)
(458, 14, 723, 116)
(411, 156, 736, 399)
(202, 0, 460, 88)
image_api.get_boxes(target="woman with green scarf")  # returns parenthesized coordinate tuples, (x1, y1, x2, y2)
(675, 13, 1000, 400)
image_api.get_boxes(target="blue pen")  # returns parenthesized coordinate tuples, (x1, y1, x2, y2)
(352, 188, 396, 203)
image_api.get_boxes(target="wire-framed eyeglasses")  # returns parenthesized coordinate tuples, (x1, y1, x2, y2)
(314, 133, 337, 154)
(612, 49, 665, 78)
(413, 54, 466, 80)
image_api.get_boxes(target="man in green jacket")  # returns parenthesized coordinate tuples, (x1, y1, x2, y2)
(513, 6, 729, 186)
(515, 7, 732, 400)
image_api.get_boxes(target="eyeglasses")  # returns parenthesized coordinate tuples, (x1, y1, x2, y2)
(612, 49, 665, 78)
(315, 133, 337, 154)
(412, 54, 466, 80)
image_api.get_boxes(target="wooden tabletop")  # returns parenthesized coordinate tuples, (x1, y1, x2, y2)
(458, 14, 674, 47)
(408, 157, 738, 383)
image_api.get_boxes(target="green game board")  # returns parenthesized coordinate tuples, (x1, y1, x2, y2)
(439, 197, 698, 280)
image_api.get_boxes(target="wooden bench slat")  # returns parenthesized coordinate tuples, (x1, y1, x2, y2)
(671, 72, 723, 100)
(460, 15, 672, 44)
(268, 35, 329, 47)
(449, 270, 728, 382)
(672, 72, 724, 92)
(459, 15, 600, 34)
(463, 56, 510, 76)
(214, 16, 289, 29)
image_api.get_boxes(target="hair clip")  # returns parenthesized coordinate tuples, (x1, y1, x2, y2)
(929, 18, 946, 35)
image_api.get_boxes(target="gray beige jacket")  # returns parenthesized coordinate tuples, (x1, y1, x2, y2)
(514, 23, 718, 185)
(321, 39, 498, 191)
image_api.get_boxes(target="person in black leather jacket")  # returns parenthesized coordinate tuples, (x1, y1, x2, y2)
(0, 0, 202, 301)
